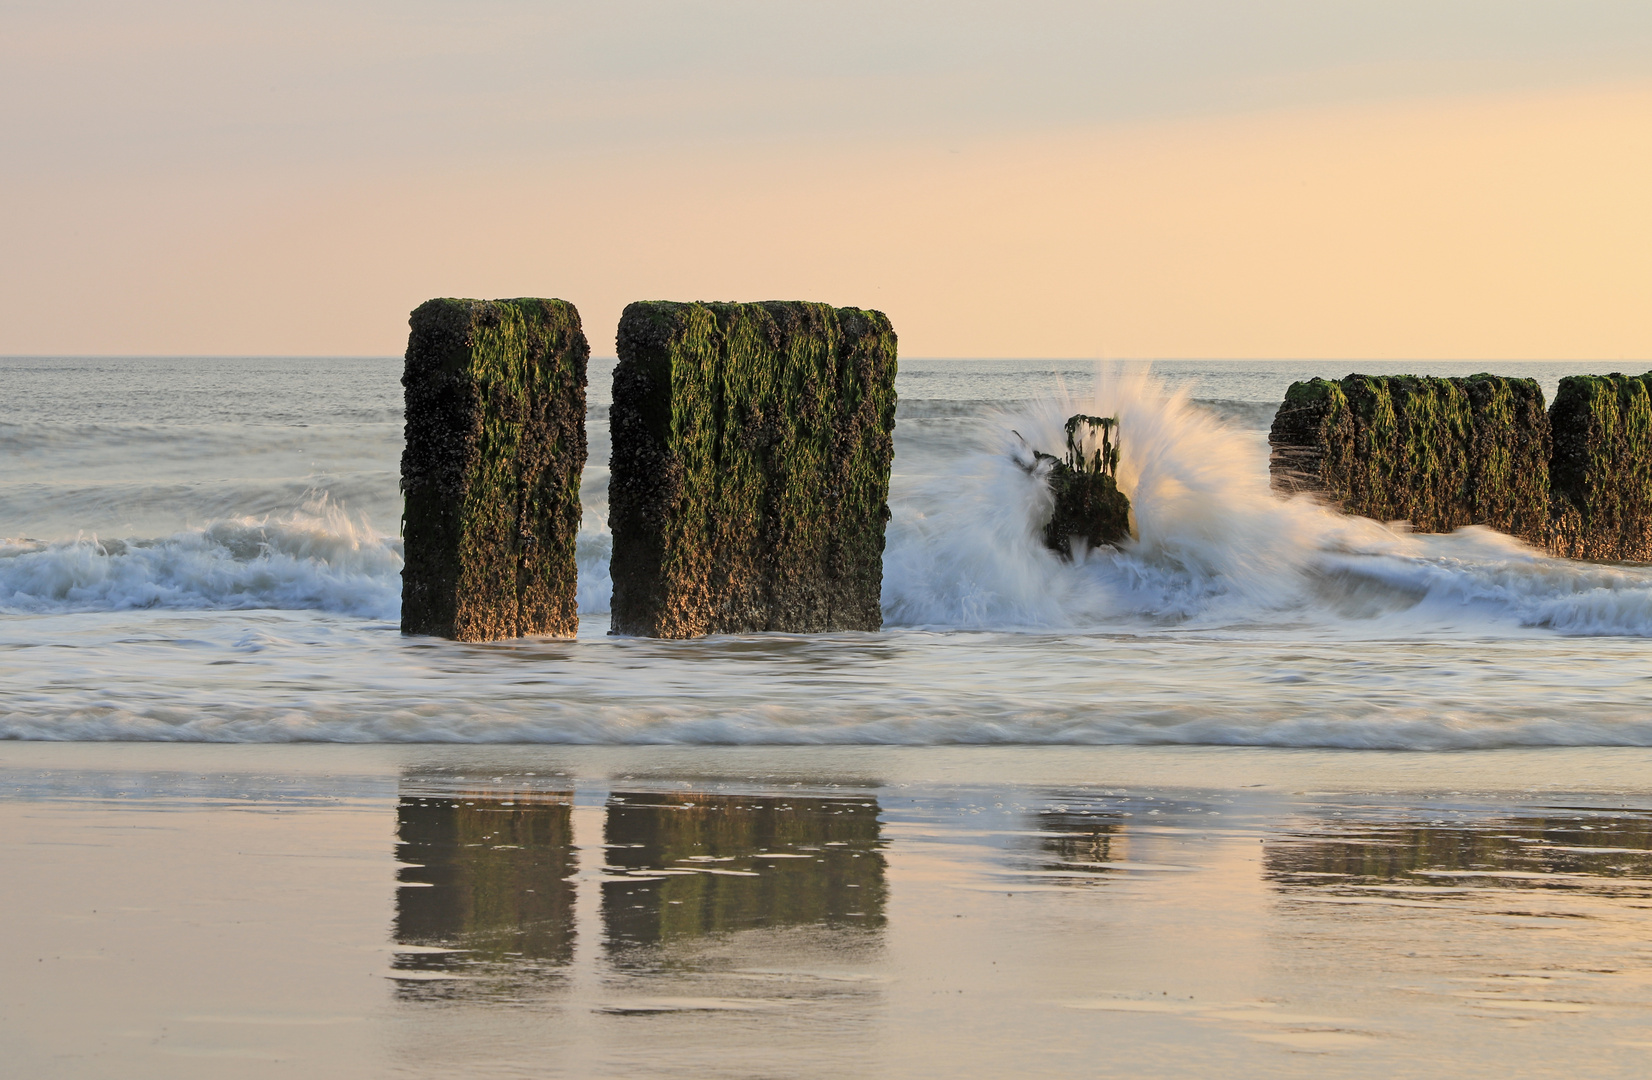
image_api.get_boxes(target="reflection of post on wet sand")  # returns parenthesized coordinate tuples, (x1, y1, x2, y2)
(392, 786, 577, 993)
(1264, 810, 1652, 896)
(602, 792, 888, 957)
(1031, 807, 1128, 882)
(389, 780, 889, 997)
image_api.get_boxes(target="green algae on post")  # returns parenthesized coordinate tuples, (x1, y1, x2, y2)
(609, 300, 897, 638)
(1037, 414, 1132, 559)
(1268, 374, 1550, 546)
(401, 297, 588, 640)
(1549, 373, 1652, 561)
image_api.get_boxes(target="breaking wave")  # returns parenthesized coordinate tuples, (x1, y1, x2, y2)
(0, 498, 404, 619)
(0, 497, 618, 622)
(882, 366, 1652, 638)
(5, 369, 1651, 639)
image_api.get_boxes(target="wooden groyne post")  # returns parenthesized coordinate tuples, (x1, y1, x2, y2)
(1549, 374, 1652, 561)
(401, 297, 588, 640)
(1268, 374, 1551, 547)
(608, 300, 897, 637)
(1029, 414, 1132, 559)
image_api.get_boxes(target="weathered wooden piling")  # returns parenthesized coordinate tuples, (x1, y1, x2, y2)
(400, 297, 588, 640)
(1268, 374, 1550, 546)
(608, 300, 897, 637)
(1548, 373, 1652, 561)
(1036, 414, 1132, 559)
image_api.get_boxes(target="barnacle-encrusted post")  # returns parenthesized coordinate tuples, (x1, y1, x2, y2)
(1549, 373, 1652, 560)
(1040, 414, 1131, 559)
(400, 297, 588, 640)
(1267, 374, 1550, 547)
(608, 300, 898, 638)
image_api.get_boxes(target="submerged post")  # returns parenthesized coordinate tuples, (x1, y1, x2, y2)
(400, 298, 588, 640)
(608, 300, 898, 637)
(1548, 373, 1652, 561)
(1036, 414, 1131, 559)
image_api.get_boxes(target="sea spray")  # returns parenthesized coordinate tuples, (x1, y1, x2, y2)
(881, 365, 1652, 636)
(882, 365, 1350, 628)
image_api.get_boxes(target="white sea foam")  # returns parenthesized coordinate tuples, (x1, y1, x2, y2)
(6, 674, 1652, 748)
(0, 497, 619, 622)
(882, 365, 1652, 637)
(576, 483, 613, 615)
(0, 498, 404, 619)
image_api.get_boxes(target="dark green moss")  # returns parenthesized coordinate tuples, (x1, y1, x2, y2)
(1038, 414, 1131, 558)
(401, 298, 588, 640)
(1549, 373, 1652, 561)
(1268, 374, 1550, 545)
(609, 300, 897, 637)
(1461, 374, 1552, 543)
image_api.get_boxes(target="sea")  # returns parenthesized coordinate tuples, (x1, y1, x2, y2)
(3, 355, 1650, 747)
(9, 355, 1652, 1077)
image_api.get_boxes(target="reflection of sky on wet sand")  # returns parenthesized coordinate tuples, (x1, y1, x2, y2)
(1251, 805, 1652, 1040)
(9, 747, 1652, 1077)
(383, 775, 1652, 1076)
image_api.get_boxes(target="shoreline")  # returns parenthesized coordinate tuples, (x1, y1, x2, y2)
(7, 741, 1652, 1077)
(8, 741, 1652, 800)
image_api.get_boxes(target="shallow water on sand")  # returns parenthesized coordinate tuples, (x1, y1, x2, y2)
(5, 743, 1652, 1079)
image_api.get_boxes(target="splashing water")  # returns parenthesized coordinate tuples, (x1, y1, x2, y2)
(881, 365, 1652, 637)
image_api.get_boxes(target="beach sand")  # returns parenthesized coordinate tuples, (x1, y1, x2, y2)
(5, 742, 1652, 1078)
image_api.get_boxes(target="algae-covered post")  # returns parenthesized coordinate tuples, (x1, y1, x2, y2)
(609, 300, 897, 638)
(1549, 373, 1652, 561)
(1037, 414, 1131, 559)
(1268, 374, 1549, 546)
(401, 298, 588, 640)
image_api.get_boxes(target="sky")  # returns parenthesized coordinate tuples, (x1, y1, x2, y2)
(2, 1, 1650, 359)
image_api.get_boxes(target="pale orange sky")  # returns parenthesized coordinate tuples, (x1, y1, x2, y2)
(2, 2, 1649, 359)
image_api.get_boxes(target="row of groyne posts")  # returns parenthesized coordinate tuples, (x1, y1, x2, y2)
(1267, 373, 1652, 562)
(399, 296, 1650, 641)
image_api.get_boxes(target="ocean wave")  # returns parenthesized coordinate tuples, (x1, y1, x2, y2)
(5, 693, 1652, 749)
(0, 495, 619, 622)
(1187, 398, 1279, 431)
(880, 366, 1652, 637)
(0, 499, 404, 619)
(895, 398, 1020, 420)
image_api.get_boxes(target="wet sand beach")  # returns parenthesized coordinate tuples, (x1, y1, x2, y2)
(6, 743, 1652, 1078)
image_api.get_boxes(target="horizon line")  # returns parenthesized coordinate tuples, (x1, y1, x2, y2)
(1, 354, 1647, 365)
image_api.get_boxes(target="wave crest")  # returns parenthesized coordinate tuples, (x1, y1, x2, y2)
(881, 365, 1652, 636)
(0, 498, 402, 618)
